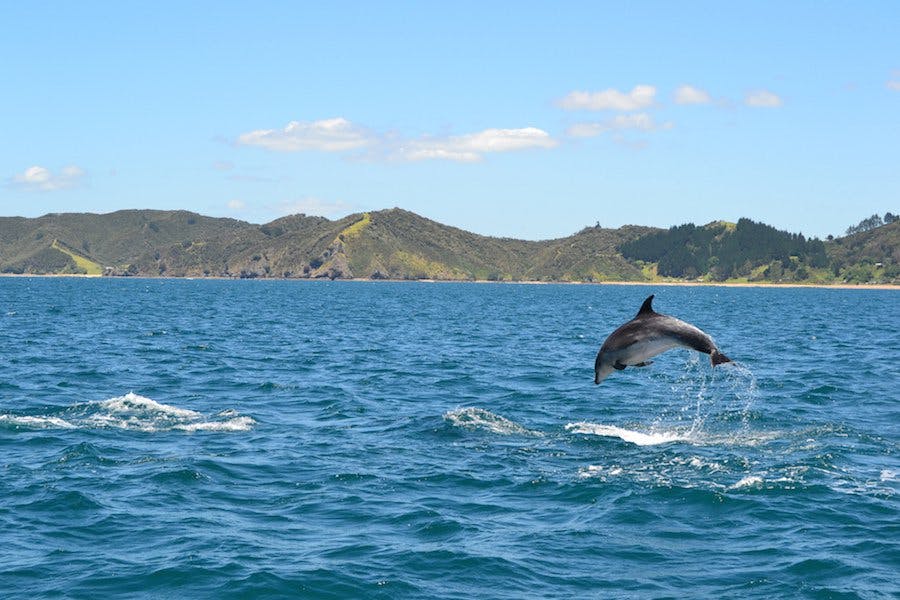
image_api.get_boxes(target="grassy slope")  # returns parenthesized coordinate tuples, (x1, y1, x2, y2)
(341, 209, 541, 280)
(51, 240, 103, 275)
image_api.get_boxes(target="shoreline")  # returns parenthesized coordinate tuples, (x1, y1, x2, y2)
(1, 273, 897, 290)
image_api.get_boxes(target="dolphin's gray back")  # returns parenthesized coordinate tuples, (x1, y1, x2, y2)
(601, 313, 717, 355)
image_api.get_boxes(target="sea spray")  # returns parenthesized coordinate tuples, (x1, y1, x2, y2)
(565, 422, 689, 446)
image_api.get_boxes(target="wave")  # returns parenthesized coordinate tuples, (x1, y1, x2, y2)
(0, 414, 77, 429)
(566, 422, 690, 446)
(96, 392, 203, 419)
(729, 475, 764, 489)
(443, 407, 541, 436)
(0, 392, 254, 433)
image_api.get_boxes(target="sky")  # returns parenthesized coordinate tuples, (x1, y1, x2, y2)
(1, 1, 898, 240)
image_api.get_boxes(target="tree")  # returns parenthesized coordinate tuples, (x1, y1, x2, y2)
(846, 213, 884, 236)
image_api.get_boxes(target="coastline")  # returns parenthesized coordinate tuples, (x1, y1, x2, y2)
(1, 272, 897, 290)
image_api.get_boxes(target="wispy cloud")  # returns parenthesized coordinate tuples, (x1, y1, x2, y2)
(888, 70, 900, 91)
(674, 84, 712, 105)
(557, 85, 657, 111)
(394, 127, 557, 162)
(237, 118, 375, 152)
(275, 197, 354, 217)
(227, 199, 246, 210)
(745, 90, 783, 108)
(9, 165, 86, 191)
(566, 113, 672, 138)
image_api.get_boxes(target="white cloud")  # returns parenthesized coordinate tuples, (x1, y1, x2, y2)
(674, 84, 712, 105)
(566, 113, 672, 138)
(395, 127, 557, 162)
(237, 118, 558, 163)
(745, 90, 783, 108)
(10, 165, 86, 191)
(237, 118, 374, 152)
(276, 197, 353, 217)
(227, 199, 246, 210)
(557, 85, 657, 111)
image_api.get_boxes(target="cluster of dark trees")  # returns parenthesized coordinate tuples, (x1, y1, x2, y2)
(618, 218, 828, 280)
(845, 212, 898, 236)
(1, 247, 75, 274)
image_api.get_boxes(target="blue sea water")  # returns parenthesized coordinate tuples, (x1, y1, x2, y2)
(0, 278, 897, 599)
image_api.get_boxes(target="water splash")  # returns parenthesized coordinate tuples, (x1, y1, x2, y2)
(570, 359, 759, 449)
(565, 422, 689, 446)
(649, 356, 759, 440)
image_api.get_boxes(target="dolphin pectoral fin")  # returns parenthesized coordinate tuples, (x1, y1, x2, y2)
(613, 361, 627, 371)
(634, 361, 653, 368)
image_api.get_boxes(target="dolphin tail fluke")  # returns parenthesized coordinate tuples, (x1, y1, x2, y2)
(711, 349, 732, 366)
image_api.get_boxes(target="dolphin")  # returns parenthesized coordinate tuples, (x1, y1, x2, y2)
(594, 295, 731, 384)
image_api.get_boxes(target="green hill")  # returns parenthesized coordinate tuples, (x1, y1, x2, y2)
(618, 218, 830, 283)
(826, 220, 900, 283)
(0, 209, 896, 284)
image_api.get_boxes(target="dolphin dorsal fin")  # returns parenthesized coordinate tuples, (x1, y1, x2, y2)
(637, 295, 655, 317)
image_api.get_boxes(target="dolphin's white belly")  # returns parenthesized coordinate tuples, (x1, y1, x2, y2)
(616, 338, 680, 365)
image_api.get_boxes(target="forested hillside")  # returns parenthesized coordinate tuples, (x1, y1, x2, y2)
(619, 218, 829, 282)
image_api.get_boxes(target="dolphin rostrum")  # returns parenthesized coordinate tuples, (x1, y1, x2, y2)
(594, 295, 731, 384)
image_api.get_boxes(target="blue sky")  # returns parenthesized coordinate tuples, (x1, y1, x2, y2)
(2, 2, 898, 239)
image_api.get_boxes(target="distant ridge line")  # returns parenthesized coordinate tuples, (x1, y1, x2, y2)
(0, 208, 896, 284)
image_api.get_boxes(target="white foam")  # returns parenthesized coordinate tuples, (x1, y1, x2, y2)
(579, 465, 604, 478)
(881, 469, 897, 482)
(95, 392, 201, 419)
(174, 416, 255, 432)
(577, 464, 625, 479)
(730, 475, 764, 489)
(565, 422, 689, 446)
(0, 414, 76, 429)
(444, 407, 539, 436)
(1, 393, 252, 433)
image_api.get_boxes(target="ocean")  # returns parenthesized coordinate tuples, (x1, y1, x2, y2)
(0, 278, 897, 598)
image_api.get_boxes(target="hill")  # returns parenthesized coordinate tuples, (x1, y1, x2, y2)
(618, 218, 829, 283)
(0, 209, 896, 284)
(825, 220, 900, 283)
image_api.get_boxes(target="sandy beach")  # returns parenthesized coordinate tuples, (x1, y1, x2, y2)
(1, 273, 896, 289)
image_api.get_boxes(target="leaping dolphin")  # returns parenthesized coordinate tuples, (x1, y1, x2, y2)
(594, 295, 731, 384)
